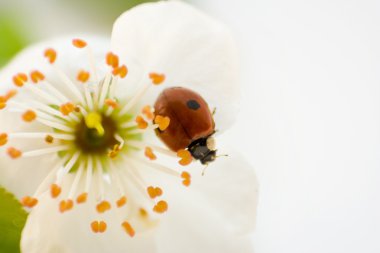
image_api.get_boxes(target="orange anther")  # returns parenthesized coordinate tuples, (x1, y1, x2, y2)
(121, 221, 135, 237)
(153, 200, 168, 214)
(30, 70, 45, 83)
(135, 115, 148, 129)
(181, 171, 192, 186)
(5, 89, 17, 100)
(149, 73, 165, 85)
(21, 196, 38, 208)
(76, 193, 88, 204)
(22, 110, 37, 122)
(7, 147, 22, 159)
(106, 52, 119, 68)
(182, 179, 191, 187)
(91, 220, 107, 233)
(0, 133, 8, 146)
(45, 135, 54, 144)
(112, 65, 128, 78)
(147, 186, 163, 199)
(0, 102, 6, 110)
(154, 115, 170, 131)
(142, 105, 154, 120)
(72, 39, 87, 48)
(77, 70, 90, 83)
(59, 199, 74, 213)
(50, 184, 61, 198)
(13, 73, 28, 87)
(60, 102, 75, 116)
(144, 147, 157, 160)
(105, 99, 118, 109)
(116, 196, 127, 208)
(44, 48, 57, 64)
(177, 149, 193, 166)
(96, 201, 111, 213)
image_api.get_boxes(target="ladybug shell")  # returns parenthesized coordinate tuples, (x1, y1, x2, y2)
(154, 87, 215, 152)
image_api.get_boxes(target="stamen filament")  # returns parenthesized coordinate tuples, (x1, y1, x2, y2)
(23, 145, 71, 157)
(9, 132, 74, 140)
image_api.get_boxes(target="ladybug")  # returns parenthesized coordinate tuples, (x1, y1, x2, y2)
(154, 87, 217, 165)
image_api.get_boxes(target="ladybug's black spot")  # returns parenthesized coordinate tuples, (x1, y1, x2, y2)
(186, 99, 200, 110)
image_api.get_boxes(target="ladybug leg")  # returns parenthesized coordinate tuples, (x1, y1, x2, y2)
(212, 107, 217, 116)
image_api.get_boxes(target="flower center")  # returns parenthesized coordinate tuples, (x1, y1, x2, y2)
(75, 112, 117, 154)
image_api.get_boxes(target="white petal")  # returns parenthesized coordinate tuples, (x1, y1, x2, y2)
(21, 175, 157, 253)
(111, 1, 239, 132)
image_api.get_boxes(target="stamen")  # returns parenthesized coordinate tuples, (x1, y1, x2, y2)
(177, 149, 193, 166)
(76, 193, 88, 204)
(30, 70, 45, 84)
(144, 147, 156, 160)
(112, 65, 128, 78)
(44, 48, 57, 64)
(154, 115, 170, 131)
(98, 75, 112, 108)
(131, 157, 180, 177)
(121, 221, 135, 237)
(22, 145, 70, 158)
(22, 110, 37, 122)
(106, 52, 119, 68)
(50, 183, 62, 198)
(181, 171, 191, 187)
(20, 196, 38, 208)
(105, 99, 118, 109)
(116, 196, 127, 208)
(68, 163, 84, 200)
(142, 105, 154, 120)
(9, 132, 74, 141)
(153, 200, 168, 213)
(7, 147, 22, 159)
(59, 199, 74, 213)
(91, 221, 107, 233)
(13, 73, 28, 87)
(147, 186, 163, 199)
(0, 133, 8, 146)
(60, 102, 75, 116)
(149, 73, 165, 85)
(45, 135, 54, 144)
(77, 70, 90, 83)
(96, 201, 111, 213)
(72, 39, 87, 49)
(135, 116, 148, 129)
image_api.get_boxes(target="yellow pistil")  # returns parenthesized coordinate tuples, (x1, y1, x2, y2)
(85, 112, 105, 136)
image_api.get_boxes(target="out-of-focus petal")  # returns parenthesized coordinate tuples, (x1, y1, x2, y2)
(111, 1, 240, 132)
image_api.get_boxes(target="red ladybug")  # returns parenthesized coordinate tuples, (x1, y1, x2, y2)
(154, 87, 217, 165)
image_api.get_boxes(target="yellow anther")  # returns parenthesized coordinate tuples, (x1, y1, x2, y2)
(181, 171, 191, 187)
(13, 73, 28, 87)
(59, 199, 74, 213)
(77, 70, 90, 83)
(22, 110, 37, 122)
(0, 133, 8, 146)
(105, 99, 118, 109)
(121, 221, 135, 237)
(149, 73, 165, 85)
(76, 193, 88, 204)
(144, 147, 157, 160)
(91, 221, 107, 233)
(112, 65, 128, 78)
(116, 196, 127, 208)
(44, 48, 57, 64)
(60, 103, 75, 116)
(154, 115, 170, 131)
(7, 147, 22, 159)
(135, 115, 148, 129)
(45, 135, 54, 144)
(21, 196, 38, 208)
(153, 200, 168, 214)
(30, 70, 45, 83)
(85, 112, 105, 136)
(142, 105, 155, 120)
(72, 39, 87, 48)
(106, 52, 119, 68)
(147, 186, 163, 199)
(96, 201, 111, 213)
(177, 149, 193, 166)
(50, 184, 61, 198)
(139, 208, 148, 218)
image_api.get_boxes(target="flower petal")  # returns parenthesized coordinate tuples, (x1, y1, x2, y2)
(111, 1, 239, 132)
(21, 175, 157, 253)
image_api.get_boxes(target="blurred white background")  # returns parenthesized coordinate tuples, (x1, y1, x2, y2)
(193, 0, 380, 252)
(1, 0, 379, 252)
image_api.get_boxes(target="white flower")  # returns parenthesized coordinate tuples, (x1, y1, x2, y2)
(0, 1, 258, 253)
